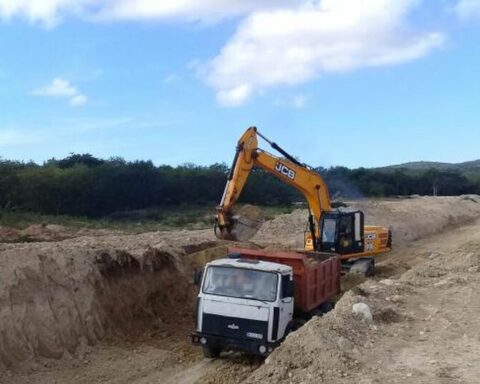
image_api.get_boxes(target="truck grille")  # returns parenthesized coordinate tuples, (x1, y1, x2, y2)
(202, 313, 268, 341)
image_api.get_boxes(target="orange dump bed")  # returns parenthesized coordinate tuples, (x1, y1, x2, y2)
(228, 247, 341, 313)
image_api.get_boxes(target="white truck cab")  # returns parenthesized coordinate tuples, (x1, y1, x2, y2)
(191, 256, 295, 357)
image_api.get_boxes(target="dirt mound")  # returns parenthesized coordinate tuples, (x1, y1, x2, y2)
(253, 196, 480, 248)
(0, 227, 21, 242)
(21, 224, 72, 241)
(245, 285, 403, 383)
(0, 226, 233, 370)
(0, 224, 93, 243)
(237, 205, 264, 222)
(246, 212, 480, 384)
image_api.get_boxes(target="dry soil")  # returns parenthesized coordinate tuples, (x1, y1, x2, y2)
(1, 196, 480, 384)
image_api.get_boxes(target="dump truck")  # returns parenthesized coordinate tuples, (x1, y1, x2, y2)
(191, 247, 341, 358)
(215, 126, 392, 275)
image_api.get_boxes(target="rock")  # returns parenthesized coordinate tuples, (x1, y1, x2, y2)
(379, 279, 395, 286)
(433, 280, 448, 288)
(337, 336, 354, 352)
(390, 295, 403, 303)
(352, 302, 373, 322)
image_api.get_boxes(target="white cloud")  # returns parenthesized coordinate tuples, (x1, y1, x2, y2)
(0, 0, 89, 27)
(69, 94, 87, 106)
(31, 78, 88, 107)
(204, 0, 445, 106)
(216, 84, 252, 107)
(0, 0, 296, 26)
(95, 0, 296, 23)
(274, 94, 308, 109)
(292, 95, 307, 109)
(2, 0, 447, 107)
(455, 0, 480, 20)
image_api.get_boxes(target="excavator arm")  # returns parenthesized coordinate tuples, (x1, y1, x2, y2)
(215, 127, 331, 249)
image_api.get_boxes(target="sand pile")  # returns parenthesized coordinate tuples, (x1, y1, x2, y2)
(247, 222, 480, 384)
(252, 196, 480, 248)
(0, 224, 115, 243)
(246, 281, 406, 383)
(0, 228, 227, 370)
(0, 227, 21, 242)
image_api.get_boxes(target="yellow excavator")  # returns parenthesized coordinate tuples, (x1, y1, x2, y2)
(215, 127, 391, 275)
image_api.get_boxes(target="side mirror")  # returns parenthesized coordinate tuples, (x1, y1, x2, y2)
(193, 267, 204, 286)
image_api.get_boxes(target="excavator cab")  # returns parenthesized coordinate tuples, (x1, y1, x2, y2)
(318, 211, 365, 255)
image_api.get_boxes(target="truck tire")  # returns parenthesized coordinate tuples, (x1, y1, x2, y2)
(350, 258, 375, 277)
(319, 301, 333, 313)
(311, 301, 333, 317)
(202, 346, 221, 358)
(291, 318, 307, 331)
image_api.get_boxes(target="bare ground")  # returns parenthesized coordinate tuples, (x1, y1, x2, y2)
(1, 196, 480, 383)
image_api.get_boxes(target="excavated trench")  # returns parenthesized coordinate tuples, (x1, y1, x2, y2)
(0, 239, 233, 370)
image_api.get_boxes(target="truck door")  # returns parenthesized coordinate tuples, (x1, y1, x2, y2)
(336, 212, 364, 254)
(320, 216, 338, 252)
(336, 214, 354, 254)
(276, 274, 294, 341)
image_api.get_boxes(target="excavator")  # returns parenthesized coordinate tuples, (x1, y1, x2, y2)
(214, 127, 392, 275)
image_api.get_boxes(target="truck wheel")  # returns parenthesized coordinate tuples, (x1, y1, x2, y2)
(285, 320, 298, 337)
(202, 346, 221, 358)
(350, 258, 375, 277)
(319, 301, 333, 313)
(311, 301, 333, 317)
(291, 318, 307, 331)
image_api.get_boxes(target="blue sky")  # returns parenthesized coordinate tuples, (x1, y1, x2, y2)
(0, 0, 479, 168)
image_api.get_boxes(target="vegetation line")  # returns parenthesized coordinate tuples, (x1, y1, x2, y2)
(1, 154, 478, 218)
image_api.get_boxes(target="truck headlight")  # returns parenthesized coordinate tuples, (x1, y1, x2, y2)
(200, 337, 207, 345)
(258, 345, 267, 354)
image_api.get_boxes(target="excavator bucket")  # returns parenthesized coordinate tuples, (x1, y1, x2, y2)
(215, 205, 263, 242)
(216, 216, 260, 242)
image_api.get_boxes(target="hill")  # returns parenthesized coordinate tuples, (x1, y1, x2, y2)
(379, 159, 480, 172)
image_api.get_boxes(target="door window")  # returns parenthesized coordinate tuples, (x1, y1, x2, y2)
(338, 215, 354, 250)
(322, 218, 337, 243)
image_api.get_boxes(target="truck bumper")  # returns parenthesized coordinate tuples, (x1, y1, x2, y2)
(191, 333, 279, 356)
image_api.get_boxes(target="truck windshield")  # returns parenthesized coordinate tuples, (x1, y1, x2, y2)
(202, 266, 278, 302)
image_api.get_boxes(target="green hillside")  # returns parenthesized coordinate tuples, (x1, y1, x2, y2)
(379, 159, 480, 172)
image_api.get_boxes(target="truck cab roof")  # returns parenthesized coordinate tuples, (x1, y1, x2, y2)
(207, 257, 292, 274)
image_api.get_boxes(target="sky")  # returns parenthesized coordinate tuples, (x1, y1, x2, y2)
(0, 0, 479, 168)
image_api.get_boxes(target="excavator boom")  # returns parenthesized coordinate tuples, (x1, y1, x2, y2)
(216, 127, 330, 249)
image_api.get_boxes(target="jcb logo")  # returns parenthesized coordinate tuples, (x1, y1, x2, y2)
(275, 162, 296, 180)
